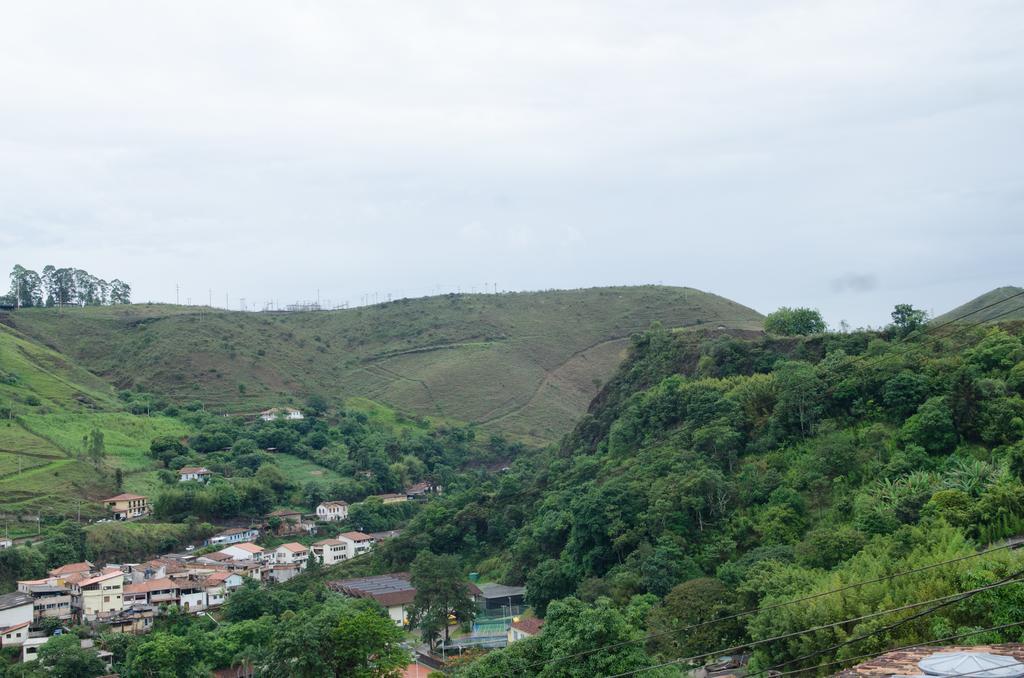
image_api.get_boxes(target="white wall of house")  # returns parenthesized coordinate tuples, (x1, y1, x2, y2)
(0, 602, 32, 630)
(179, 591, 206, 612)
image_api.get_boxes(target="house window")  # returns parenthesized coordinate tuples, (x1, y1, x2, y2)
(104, 596, 110, 602)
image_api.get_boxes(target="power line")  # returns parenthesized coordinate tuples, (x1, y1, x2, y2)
(500, 293, 1024, 676)
(604, 573, 1024, 677)
(771, 619, 1024, 677)
(503, 542, 1024, 676)
(751, 565, 1024, 677)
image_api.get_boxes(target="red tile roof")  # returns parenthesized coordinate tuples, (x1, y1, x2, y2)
(338, 531, 372, 541)
(511, 618, 544, 636)
(77, 571, 123, 588)
(103, 493, 147, 501)
(124, 578, 179, 594)
(49, 561, 94, 576)
(278, 542, 308, 553)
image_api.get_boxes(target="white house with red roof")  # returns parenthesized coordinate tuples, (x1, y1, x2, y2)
(316, 500, 349, 521)
(178, 466, 213, 482)
(219, 543, 266, 562)
(337, 531, 375, 560)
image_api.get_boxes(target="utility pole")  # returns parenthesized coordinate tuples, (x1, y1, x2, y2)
(208, 289, 212, 307)
(176, 283, 180, 305)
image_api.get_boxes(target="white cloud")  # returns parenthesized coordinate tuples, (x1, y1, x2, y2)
(0, 1, 1021, 322)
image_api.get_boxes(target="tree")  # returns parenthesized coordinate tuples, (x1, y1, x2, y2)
(263, 599, 407, 677)
(8, 265, 43, 307)
(86, 428, 106, 467)
(409, 551, 477, 648)
(764, 307, 826, 336)
(109, 279, 131, 304)
(890, 303, 929, 338)
(648, 578, 742, 661)
(34, 633, 106, 678)
(901, 396, 957, 454)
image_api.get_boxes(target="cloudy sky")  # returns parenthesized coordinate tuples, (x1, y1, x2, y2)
(1, 1, 1021, 326)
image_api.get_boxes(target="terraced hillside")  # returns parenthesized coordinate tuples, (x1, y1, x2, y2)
(9, 286, 764, 443)
(0, 319, 188, 518)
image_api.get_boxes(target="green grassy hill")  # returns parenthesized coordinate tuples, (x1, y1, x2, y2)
(8, 286, 763, 444)
(0, 319, 188, 518)
(932, 285, 1024, 324)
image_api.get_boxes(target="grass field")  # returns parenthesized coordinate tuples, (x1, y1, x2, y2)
(0, 321, 195, 516)
(931, 286, 1024, 325)
(9, 286, 765, 444)
(17, 412, 188, 471)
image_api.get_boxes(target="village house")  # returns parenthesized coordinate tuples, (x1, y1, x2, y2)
(178, 466, 213, 482)
(316, 500, 349, 522)
(267, 508, 311, 536)
(207, 527, 260, 545)
(328, 574, 483, 627)
(0, 592, 33, 648)
(219, 542, 266, 562)
(102, 493, 150, 520)
(259, 407, 303, 421)
(0, 538, 12, 549)
(311, 539, 347, 566)
(48, 561, 94, 579)
(328, 574, 416, 626)
(405, 482, 440, 501)
(178, 580, 207, 612)
(73, 570, 124, 622)
(337, 531, 375, 560)
(272, 542, 309, 567)
(508, 617, 543, 644)
(22, 582, 73, 622)
(476, 583, 526, 613)
(123, 578, 179, 607)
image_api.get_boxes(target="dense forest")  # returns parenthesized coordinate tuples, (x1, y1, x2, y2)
(360, 309, 1024, 675)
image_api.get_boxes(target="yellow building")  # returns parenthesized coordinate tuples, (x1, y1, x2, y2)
(74, 571, 124, 622)
(102, 494, 149, 520)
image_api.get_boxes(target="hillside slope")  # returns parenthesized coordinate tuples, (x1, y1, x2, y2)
(372, 320, 1024, 675)
(9, 286, 763, 443)
(932, 285, 1024, 324)
(0, 319, 188, 517)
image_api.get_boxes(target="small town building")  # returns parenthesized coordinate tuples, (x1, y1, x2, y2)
(337, 531, 375, 560)
(508, 617, 543, 644)
(123, 578, 179, 607)
(219, 543, 265, 562)
(178, 581, 207, 612)
(208, 527, 260, 545)
(102, 493, 150, 520)
(272, 543, 309, 567)
(178, 466, 213, 482)
(23, 583, 73, 621)
(311, 539, 347, 566)
(267, 508, 309, 535)
(316, 501, 349, 522)
(328, 574, 417, 626)
(0, 592, 33, 648)
(0, 538, 12, 549)
(73, 571, 124, 622)
(48, 561, 95, 579)
(405, 482, 440, 500)
(259, 407, 304, 421)
(476, 583, 527, 613)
